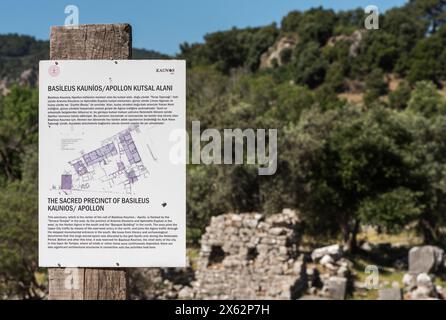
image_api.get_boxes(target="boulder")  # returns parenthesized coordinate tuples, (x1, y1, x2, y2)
(259, 35, 299, 69)
(436, 285, 444, 299)
(311, 244, 343, 262)
(404, 272, 439, 300)
(320, 254, 334, 266)
(336, 265, 349, 277)
(326, 30, 364, 58)
(299, 295, 332, 300)
(402, 273, 416, 290)
(360, 241, 373, 252)
(379, 288, 402, 300)
(19, 68, 38, 87)
(324, 276, 347, 300)
(178, 286, 194, 300)
(416, 273, 434, 288)
(410, 286, 433, 300)
(409, 245, 444, 274)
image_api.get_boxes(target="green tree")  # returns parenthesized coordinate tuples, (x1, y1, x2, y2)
(186, 166, 230, 245)
(0, 86, 41, 299)
(245, 24, 279, 71)
(358, 187, 423, 233)
(407, 80, 446, 116)
(357, 31, 399, 73)
(388, 81, 412, 110)
(281, 11, 302, 33)
(284, 107, 419, 250)
(415, 114, 446, 242)
(383, 6, 428, 49)
(297, 7, 337, 45)
(0, 34, 48, 79)
(180, 25, 278, 74)
(0, 146, 43, 299)
(407, 35, 446, 85)
(0, 86, 38, 183)
(335, 8, 365, 34)
(186, 66, 229, 129)
(364, 68, 388, 105)
(412, 0, 446, 33)
(293, 41, 328, 88)
(383, 6, 429, 75)
(265, 82, 315, 125)
(279, 47, 293, 65)
(325, 62, 346, 93)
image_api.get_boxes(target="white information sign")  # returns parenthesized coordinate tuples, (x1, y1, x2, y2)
(39, 60, 186, 267)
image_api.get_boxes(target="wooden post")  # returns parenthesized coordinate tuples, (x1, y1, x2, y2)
(48, 24, 131, 300)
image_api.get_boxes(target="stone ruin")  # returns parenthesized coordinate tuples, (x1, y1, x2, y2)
(358, 243, 446, 300)
(129, 209, 356, 300)
(128, 266, 195, 300)
(191, 209, 307, 299)
(128, 211, 446, 300)
(402, 245, 446, 300)
(305, 244, 353, 300)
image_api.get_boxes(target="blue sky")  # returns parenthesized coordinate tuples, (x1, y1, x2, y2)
(0, 0, 408, 55)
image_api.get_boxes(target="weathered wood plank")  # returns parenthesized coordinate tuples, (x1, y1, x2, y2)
(48, 23, 130, 300)
(48, 268, 84, 300)
(50, 24, 132, 60)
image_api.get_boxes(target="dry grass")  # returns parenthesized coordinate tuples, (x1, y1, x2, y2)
(357, 227, 423, 247)
(187, 247, 200, 270)
(387, 74, 402, 92)
(440, 81, 446, 98)
(337, 75, 446, 106)
(350, 256, 405, 300)
(338, 92, 364, 105)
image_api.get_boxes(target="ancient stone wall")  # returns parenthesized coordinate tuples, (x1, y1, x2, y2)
(191, 209, 307, 299)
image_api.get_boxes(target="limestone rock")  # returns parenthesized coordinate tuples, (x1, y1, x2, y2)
(402, 273, 416, 290)
(128, 262, 194, 300)
(19, 68, 38, 87)
(379, 288, 402, 300)
(403, 271, 442, 300)
(320, 255, 334, 266)
(416, 273, 434, 288)
(409, 245, 444, 274)
(324, 276, 347, 300)
(299, 295, 332, 300)
(178, 286, 194, 300)
(326, 30, 365, 58)
(259, 35, 299, 69)
(311, 244, 343, 262)
(360, 241, 373, 252)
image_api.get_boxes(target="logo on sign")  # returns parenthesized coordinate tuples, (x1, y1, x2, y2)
(156, 68, 175, 74)
(48, 65, 60, 77)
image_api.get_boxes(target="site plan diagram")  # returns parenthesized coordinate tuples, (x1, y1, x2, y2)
(57, 125, 152, 195)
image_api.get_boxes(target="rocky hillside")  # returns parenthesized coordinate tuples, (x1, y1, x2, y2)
(0, 34, 169, 93)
